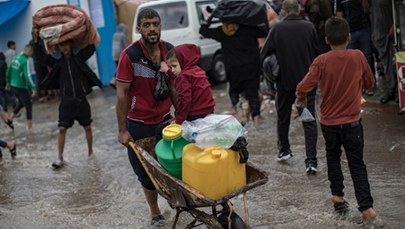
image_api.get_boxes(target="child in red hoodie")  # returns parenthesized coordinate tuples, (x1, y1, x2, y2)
(160, 44, 215, 124)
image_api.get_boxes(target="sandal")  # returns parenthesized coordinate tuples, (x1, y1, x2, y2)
(52, 159, 64, 169)
(5, 119, 14, 130)
(334, 201, 349, 213)
(150, 214, 165, 226)
(9, 144, 16, 158)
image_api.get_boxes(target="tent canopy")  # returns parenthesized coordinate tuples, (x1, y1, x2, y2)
(0, 0, 30, 26)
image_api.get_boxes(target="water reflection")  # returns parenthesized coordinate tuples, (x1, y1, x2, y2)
(0, 87, 403, 228)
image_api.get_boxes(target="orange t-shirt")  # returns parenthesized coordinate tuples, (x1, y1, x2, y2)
(296, 49, 375, 126)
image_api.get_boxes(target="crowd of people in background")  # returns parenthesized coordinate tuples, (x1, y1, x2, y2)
(111, 0, 391, 226)
(0, 0, 399, 227)
(0, 40, 59, 134)
(0, 0, 398, 133)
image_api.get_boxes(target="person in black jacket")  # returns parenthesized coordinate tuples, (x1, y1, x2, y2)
(199, 21, 266, 128)
(261, 0, 319, 173)
(304, 0, 333, 54)
(40, 40, 102, 169)
(0, 52, 17, 114)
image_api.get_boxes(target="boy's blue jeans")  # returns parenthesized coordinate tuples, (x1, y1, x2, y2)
(321, 120, 374, 212)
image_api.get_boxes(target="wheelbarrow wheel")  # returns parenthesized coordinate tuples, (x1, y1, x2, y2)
(218, 212, 247, 229)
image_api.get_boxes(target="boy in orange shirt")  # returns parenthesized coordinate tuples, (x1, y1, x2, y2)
(295, 17, 377, 224)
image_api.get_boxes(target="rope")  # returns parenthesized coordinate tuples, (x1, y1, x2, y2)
(244, 192, 250, 229)
(227, 201, 233, 229)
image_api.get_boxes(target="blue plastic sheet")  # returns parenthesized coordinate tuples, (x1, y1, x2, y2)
(0, 0, 30, 26)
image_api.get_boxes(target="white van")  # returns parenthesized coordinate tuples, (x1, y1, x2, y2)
(132, 0, 226, 83)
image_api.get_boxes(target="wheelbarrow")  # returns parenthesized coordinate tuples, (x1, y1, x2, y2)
(128, 137, 268, 228)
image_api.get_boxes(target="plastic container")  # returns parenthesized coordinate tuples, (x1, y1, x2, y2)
(155, 124, 190, 179)
(182, 144, 246, 199)
(181, 114, 247, 149)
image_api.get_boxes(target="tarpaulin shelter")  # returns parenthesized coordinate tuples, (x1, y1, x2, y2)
(0, 0, 30, 26)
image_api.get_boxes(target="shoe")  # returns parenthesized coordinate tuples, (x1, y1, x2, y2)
(332, 196, 349, 213)
(150, 214, 165, 226)
(52, 159, 64, 169)
(9, 144, 16, 158)
(5, 119, 14, 130)
(380, 93, 395, 104)
(0, 149, 2, 159)
(277, 149, 293, 161)
(306, 163, 318, 174)
(364, 89, 374, 96)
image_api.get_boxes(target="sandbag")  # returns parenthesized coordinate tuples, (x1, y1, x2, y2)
(32, 4, 100, 53)
(212, 0, 269, 33)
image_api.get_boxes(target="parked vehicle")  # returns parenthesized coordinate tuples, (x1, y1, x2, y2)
(132, 0, 227, 83)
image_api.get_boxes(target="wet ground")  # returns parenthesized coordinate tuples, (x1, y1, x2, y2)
(0, 84, 404, 229)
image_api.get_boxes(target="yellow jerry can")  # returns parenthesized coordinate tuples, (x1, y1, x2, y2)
(182, 144, 246, 199)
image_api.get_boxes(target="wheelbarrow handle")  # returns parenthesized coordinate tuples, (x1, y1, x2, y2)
(128, 141, 162, 193)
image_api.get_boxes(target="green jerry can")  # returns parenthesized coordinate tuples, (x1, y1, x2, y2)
(155, 124, 190, 179)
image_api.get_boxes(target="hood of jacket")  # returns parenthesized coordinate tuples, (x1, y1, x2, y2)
(174, 44, 200, 70)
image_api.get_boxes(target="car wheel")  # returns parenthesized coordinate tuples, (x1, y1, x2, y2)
(211, 54, 226, 83)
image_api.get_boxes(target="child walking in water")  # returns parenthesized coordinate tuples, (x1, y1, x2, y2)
(295, 16, 378, 225)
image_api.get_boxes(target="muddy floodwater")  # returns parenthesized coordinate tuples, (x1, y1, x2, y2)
(0, 84, 404, 229)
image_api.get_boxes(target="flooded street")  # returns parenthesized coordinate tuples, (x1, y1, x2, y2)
(0, 84, 404, 229)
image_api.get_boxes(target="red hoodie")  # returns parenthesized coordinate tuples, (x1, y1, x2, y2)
(169, 44, 215, 124)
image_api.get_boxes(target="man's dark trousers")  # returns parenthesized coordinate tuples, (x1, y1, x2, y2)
(276, 89, 318, 165)
(321, 120, 374, 212)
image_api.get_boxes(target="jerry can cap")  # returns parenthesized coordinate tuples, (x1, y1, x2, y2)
(162, 124, 183, 140)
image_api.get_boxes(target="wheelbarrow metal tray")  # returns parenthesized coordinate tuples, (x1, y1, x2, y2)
(133, 137, 268, 208)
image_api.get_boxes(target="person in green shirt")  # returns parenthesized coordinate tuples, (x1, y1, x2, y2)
(5, 44, 36, 130)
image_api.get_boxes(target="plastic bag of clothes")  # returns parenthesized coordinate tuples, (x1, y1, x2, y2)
(182, 114, 247, 149)
(32, 4, 100, 54)
(211, 0, 269, 33)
